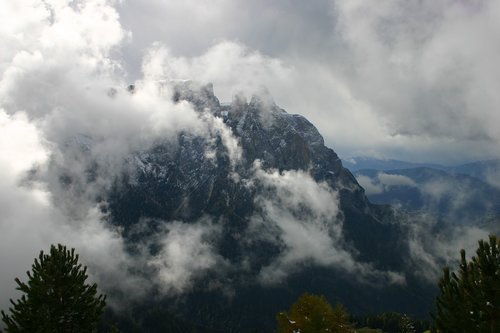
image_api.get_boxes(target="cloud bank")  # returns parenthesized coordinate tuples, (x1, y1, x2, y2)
(115, 0, 500, 164)
(355, 170, 498, 281)
(248, 162, 404, 286)
(357, 172, 417, 195)
(0, 0, 245, 311)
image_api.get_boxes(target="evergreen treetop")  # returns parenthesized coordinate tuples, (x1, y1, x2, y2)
(1, 244, 106, 333)
(432, 235, 500, 333)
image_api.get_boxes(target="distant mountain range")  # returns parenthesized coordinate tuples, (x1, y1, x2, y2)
(342, 157, 447, 172)
(344, 157, 500, 232)
(342, 156, 500, 188)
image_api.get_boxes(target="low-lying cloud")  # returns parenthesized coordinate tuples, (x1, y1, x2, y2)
(248, 162, 405, 286)
(355, 170, 498, 281)
(0, 0, 246, 311)
(357, 172, 416, 195)
(406, 217, 490, 281)
(140, 219, 224, 295)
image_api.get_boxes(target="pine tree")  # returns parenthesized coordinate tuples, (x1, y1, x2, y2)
(432, 235, 500, 333)
(1, 244, 106, 333)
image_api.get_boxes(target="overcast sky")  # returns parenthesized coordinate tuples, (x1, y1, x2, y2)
(114, 0, 500, 165)
(3, 0, 500, 164)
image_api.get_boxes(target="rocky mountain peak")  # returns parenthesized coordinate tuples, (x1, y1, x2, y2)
(104, 82, 418, 332)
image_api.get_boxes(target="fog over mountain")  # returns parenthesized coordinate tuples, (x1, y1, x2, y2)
(1, 0, 500, 331)
(116, 0, 500, 165)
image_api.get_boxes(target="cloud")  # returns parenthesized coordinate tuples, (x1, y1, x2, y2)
(248, 161, 404, 286)
(116, 0, 335, 76)
(0, 0, 246, 312)
(420, 179, 456, 204)
(356, 172, 416, 195)
(141, 41, 292, 102)
(0, 109, 144, 310)
(112, 0, 500, 164)
(378, 173, 417, 187)
(358, 172, 497, 281)
(331, 0, 500, 162)
(139, 219, 224, 295)
(356, 175, 384, 195)
(406, 215, 490, 281)
(354, 169, 496, 280)
(0, 110, 52, 310)
(484, 165, 500, 189)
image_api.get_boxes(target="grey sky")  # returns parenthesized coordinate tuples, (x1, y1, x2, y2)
(114, 0, 500, 165)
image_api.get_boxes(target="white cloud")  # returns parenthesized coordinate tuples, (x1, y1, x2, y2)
(112, 0, 500, 163)
(331, 0, 500, 161)
(249, 162, 404, 286)
(356, 172, 416, 195)
(141, 41, 292, 103)
(0, 111, 52, 310)
(378, 173, 417, 188)
(0, 110, 48, 176)
(0, 0, 245, 311)
(407, 216, 490, 281)
(0, 111, 142, 309)
(356, 175, 384, 195)
(144, 219, 224, 295)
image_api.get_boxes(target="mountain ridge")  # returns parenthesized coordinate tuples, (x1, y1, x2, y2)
(343, 156, 500, 187)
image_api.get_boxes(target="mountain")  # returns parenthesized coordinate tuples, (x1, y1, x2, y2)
(448, 159, 500, 186)
(343, 157, 500, 189)
(354, 167, 500, 230)
(110, 84, 404, 263)
(341, 157, 447, 172)
(97, 83, 434, 332)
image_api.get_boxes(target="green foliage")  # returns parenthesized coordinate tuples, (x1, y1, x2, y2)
(432, 235, 500, 333)
(1, 244, 106, 333)
(276, 293, 354, 333)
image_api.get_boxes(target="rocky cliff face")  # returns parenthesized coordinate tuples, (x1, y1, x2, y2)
(105, 82, 429, 332)
(110, 83, 405, 261)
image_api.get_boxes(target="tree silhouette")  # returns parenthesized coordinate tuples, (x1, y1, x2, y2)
(432, 235, 500, 333)
(1, 244, 106, 333)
